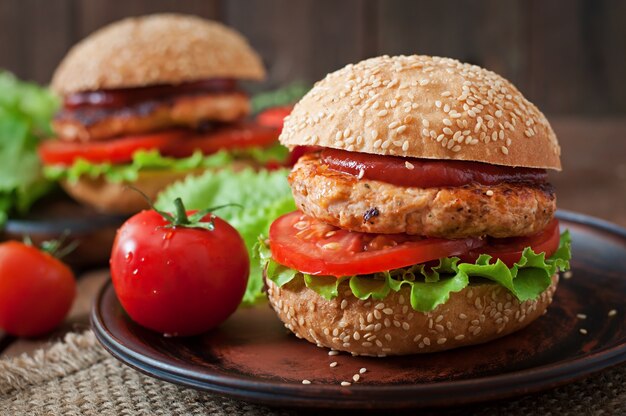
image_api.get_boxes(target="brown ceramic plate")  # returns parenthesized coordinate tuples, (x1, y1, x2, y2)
(2, 194, 127, 269)
(91, 211, 626, 409)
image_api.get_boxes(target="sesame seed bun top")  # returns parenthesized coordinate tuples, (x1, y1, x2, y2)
(280, 55, 561, 170)
(51, 14, 266, 95)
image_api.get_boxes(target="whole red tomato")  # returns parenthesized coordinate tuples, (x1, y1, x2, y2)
(110, 200, 249, 336)
(0, 241, 76, 337)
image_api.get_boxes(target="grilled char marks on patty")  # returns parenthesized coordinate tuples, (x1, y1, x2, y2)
(289, 153, 556, 239)
(53, 92, 249, 141)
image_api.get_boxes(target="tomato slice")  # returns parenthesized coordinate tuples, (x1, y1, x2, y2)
(460, 219, 561, 267)
(164, 124, 279, 158)
(321, 148, 548, 187)
(256, 106, 293, 131)
(38, 130, 187, 165)
(269, 211, 485, 276)
(39, 123, 279, 166)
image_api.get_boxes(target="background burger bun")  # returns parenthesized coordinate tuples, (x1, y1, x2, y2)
(280, 55, 561, 170)
(51, 13, 266, 95)
(266, 273, 559, 356)
(60, 169, 202, 214)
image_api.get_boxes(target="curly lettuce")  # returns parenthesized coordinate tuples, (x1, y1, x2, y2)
(259, 231, 572, 312)
(0, 72, 58, 224)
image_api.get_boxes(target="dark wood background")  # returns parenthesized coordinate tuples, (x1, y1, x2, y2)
(1, 0, 625, 115)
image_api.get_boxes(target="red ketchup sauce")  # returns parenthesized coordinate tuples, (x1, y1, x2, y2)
(64, 79, 238, 109)
(321, 148, 547, 187)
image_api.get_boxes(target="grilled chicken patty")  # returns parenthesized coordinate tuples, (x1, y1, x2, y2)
(289, 153, 556, 238)
(53, 92, 250, 142)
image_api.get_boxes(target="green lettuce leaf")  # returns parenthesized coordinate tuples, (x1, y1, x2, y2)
(0, 72, 58, 224)
(155, 168, 296, 305)
(261, 231, 572, 312)
(44, 144, 289, 184)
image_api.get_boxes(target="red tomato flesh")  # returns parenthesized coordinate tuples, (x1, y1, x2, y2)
(255, 106, 293, 131)
(321, 148, 548, 188)
(39, 123, 279, 166)
(460, 219, 561, 267)
(269, 211, 561, 276)
(269, 211, 485, 276)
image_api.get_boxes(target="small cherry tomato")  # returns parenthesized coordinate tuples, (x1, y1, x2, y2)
(0, 241, 76, 337)
(110, 199, 249, 336)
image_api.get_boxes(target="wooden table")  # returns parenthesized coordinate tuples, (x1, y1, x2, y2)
(1, 117, 625, 358)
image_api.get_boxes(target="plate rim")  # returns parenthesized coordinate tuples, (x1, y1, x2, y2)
(90, 210, 626, 408)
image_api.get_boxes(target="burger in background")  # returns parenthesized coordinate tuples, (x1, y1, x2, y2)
(260, 55, 571, 356)
(39, 14, 288, 214)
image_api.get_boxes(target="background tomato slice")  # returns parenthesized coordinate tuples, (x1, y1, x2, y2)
(460, 219, 560, 267)
(269, 211, 485, 276)
(255, 106, 293, 131)
(39, 124, 280, 166)
(38, 130, 188, 165)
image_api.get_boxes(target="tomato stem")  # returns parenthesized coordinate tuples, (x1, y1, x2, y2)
(173, 198, 191, 226)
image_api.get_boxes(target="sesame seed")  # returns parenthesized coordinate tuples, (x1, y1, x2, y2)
(452, 145, 462, 152)
(353, 374, 361, 382)
(359, 368, 367, 374)
(302, 380, 311, 385)
(405, 161, 415, 170)
(455, 334, 465, 340)
(443, 118, 452, 126)
(580, 328, 588, 335)
(441, 91, 451, 97)
(437, 338, 447, 345)
(383, 308, 394, 315)
(402, 141, 409, 151)
(377, 110, 388, 117)
(423, 337, 431, 346)
(576, 313, 587, 319)
(443, 104, 450, 113)
(501, 146, 509, 155)
(330, 361, 338, 367)
(435, 100, 442, 108)
(486, 190, 494, 196)
(413, 334, 422, 342)
(422, 119, 430, 127)
(609, 309, 618, 317)
(375, 303, 385, 310)
(341, 382, 352, 387)
(402, 322, 410, 330)
(443, 127, 453, 135)
(385, 333, 392, 341)
(563, 271, 573, 279)
(397, 125, 408, 134)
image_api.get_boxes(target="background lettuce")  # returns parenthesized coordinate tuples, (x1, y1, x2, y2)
(44, 144, 288, 184)
(0, 72, 58, 225)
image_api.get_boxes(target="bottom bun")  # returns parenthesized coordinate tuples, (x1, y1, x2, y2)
(61, 169, 202, 214)
(266, 273, 559, 356)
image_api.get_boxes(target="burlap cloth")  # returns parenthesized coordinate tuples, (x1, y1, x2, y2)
(0, 331, 624, 415)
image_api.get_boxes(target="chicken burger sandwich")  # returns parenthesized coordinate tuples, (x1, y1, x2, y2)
(259, 55, 571, 356)
(40, 14, 281, 214)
